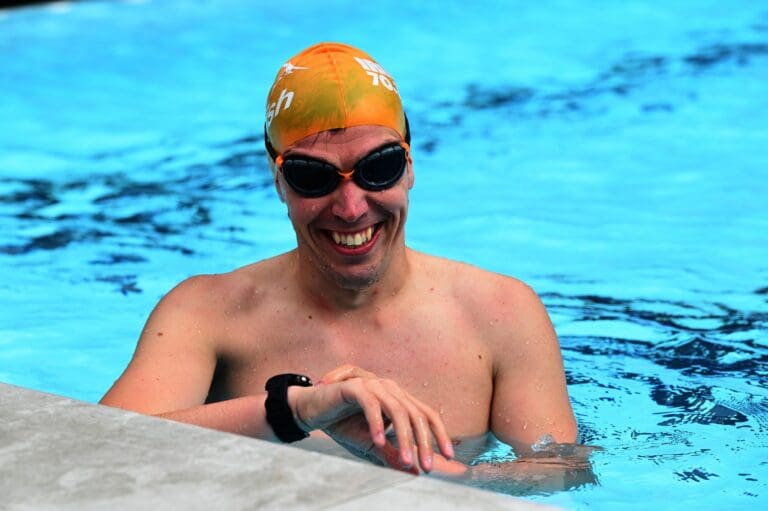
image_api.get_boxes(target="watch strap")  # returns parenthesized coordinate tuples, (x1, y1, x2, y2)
(265, 373, 313, 443)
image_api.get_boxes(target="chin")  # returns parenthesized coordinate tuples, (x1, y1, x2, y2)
(329, 265, 383, 290)
(333, 272, 380, 291)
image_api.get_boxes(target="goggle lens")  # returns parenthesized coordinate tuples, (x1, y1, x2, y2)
(355, 144, 406, 191)
(281, 159, 338, 198)
(280, 143, 407, 198)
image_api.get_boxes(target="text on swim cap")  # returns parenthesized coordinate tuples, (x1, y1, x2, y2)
(354, 57, 398, 93)
(266, 88, 294, 127)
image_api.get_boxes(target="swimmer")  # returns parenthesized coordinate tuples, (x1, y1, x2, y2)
(101, 42, 594, 486)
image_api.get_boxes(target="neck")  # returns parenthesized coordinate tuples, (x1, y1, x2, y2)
(293, 246, 412, 312)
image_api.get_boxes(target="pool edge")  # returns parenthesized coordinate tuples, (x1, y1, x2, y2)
(0, 382, 561, 510)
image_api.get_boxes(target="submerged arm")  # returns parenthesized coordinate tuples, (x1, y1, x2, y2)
(441, 280, 599, 492)
(426, 438, 600, 494)
(339, 280, 600, 489)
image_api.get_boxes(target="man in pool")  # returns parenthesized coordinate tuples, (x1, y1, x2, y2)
(101, 42, 586, 482)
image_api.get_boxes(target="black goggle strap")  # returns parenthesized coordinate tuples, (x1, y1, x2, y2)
(264, 124, 279, 162)
(263, 113, 411, 164)
(403, 114, 411, 145)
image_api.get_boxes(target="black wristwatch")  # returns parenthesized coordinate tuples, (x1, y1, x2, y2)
(265, 373, 313, 443)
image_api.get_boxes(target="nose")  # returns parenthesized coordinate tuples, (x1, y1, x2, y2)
(330, 179, 369, 223)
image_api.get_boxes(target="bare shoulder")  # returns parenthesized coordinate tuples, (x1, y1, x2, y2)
(409, 250, 555, 357)
(411, 250, 542, 319)
(127, 252, 296, 362)
(158, 253, 293, 324)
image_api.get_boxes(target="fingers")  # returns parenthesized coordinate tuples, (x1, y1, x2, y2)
(350, 386, 388, 447)
(311, 371, 454, 473)
(378, 443, 419, 475)
(413, 398, 455, 461)
(318, 364, 376, 385)
(342, 378, 453, 472)
(379, 380, 455, 470)
(372, 380, 427, 470)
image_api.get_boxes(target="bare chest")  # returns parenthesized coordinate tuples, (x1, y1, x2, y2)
(211, 306, 495, 437)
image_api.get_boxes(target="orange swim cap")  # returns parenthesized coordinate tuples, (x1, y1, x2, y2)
(265, 42, 407, 155)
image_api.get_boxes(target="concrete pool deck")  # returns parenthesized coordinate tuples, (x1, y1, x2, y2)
(0, 383, 560, 510)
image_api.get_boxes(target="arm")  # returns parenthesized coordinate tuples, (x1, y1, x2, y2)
(314, 281, 597, 486)
(425, 281, 597, 490)
(100, 276, 218, 414)
(100, 278, 453, 470)
(319, 365, 597, 489)
(428, 443, 599, 494)
(489, 282, 577, 450)
(99, 276, 283, 437)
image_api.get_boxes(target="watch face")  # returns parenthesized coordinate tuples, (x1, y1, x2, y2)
(265, 373, 313, 391)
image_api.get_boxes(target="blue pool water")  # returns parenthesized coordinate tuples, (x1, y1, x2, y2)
(1, 0, 767, 508)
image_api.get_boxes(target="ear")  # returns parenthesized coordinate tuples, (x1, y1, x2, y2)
(406, 158, 415, 190)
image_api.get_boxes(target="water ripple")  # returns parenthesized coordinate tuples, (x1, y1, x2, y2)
(415, 37, 768, 150)
(0, 136, 272, 257)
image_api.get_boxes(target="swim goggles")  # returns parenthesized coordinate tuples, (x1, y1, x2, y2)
(274, 142, 410, 198)
(264, 117, 412, 198)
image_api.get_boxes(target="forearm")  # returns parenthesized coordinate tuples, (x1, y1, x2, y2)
(430, 455, 596, 493)
(154, 394, 283, 441)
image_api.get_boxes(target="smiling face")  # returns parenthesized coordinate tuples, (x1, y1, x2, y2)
(274, 125, 414, 291)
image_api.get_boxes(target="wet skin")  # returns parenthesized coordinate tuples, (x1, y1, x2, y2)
(100, 125, 580, 477)
(274, 126, 414, 295)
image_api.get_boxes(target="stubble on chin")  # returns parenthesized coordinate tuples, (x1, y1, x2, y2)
(327, 262, 383, 291)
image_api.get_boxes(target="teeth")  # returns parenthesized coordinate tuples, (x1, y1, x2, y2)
(331, 226, 375, 247)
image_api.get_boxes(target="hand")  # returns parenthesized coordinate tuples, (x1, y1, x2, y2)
(317, 412, 420, 474)
(293, 364, 455, 473)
